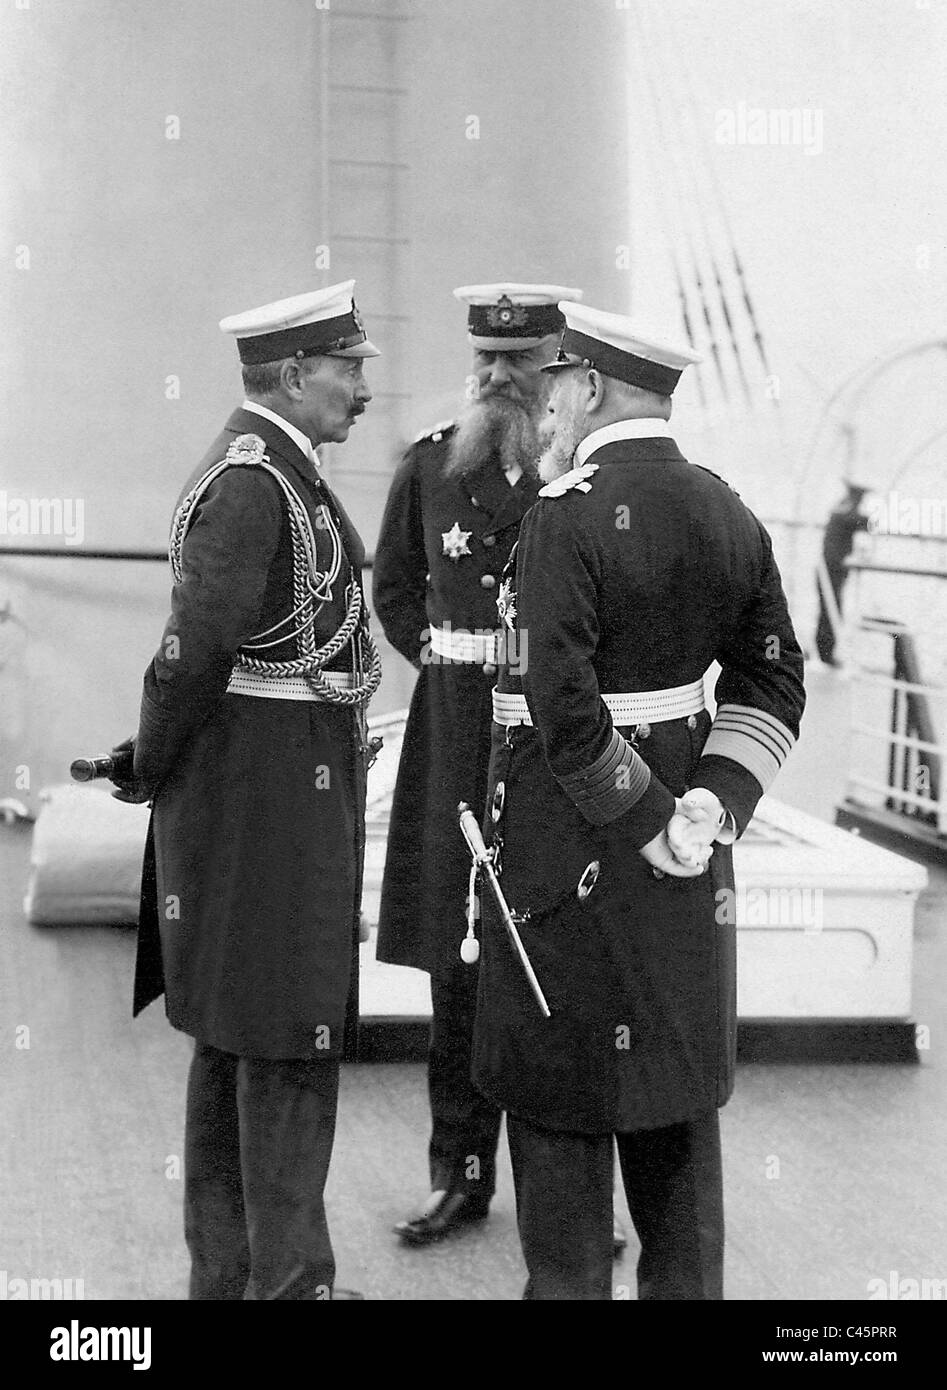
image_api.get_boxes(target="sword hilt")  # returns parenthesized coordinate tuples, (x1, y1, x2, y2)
(458, 801, 491, 865)
(457, 801, 551, 1018)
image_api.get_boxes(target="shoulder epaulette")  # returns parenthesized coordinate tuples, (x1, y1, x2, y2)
(224, 433, 268, 467)
(538, 462, 599, 498)
(413, 419, 456, 445)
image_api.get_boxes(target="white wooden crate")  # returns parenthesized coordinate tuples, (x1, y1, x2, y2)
(734, 796, 926, 1019)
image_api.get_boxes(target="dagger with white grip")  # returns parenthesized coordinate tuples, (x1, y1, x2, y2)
(457, 801, 551, 1019)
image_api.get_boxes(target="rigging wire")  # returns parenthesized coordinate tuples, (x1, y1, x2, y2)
(671, 18, 777, 392)
(631, 0, 731, 404)
(643, 3, 754, 408)
(623, 66, 708, 412)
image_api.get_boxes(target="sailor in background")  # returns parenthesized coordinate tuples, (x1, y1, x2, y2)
(373, 283, 583, 1246)
(113, 282, 380, 1299)
(472, 302, 806, 1299)
(815, 480, 871, 665)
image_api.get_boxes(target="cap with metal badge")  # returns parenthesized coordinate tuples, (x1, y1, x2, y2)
(453, 282, 583, 352)
(219, 279, 381, 364)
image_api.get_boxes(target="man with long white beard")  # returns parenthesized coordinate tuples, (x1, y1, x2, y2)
(373, 283, 583, 1246)
(472, 302, 806, 1298)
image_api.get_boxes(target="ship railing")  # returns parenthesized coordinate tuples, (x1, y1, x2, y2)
(840, 559, 947, 846)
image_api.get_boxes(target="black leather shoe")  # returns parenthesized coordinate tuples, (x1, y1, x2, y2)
(394, 1190, 490, 1247)
(613, 1215, 628, 1259)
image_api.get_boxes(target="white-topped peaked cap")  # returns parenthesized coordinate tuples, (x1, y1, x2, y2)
(541, 301, 701, 395)
(453, 282, 583, 352)
(219, 279, 380, 365)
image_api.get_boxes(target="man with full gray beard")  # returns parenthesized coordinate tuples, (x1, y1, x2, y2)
(373, 283, 583, 1245)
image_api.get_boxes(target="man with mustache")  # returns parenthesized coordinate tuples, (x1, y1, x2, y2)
(473, 301, 806, 1299)
(373, 283, 583, 1246)
(115, 281, 380, 1299)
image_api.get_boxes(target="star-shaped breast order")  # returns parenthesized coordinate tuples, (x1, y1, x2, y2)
(442, 521, 473, 560)
(497, 576, 517, 630)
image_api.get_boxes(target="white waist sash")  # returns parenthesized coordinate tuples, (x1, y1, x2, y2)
(429, 623, 500, 665)
(226, 666, 358, 702)
(492, 679, 705, 728)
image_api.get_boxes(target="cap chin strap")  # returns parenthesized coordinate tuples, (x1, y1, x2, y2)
(236, 309, 367, 365)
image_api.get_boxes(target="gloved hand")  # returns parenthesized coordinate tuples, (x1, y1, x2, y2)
(666, 788, 730, 869)
(639, 801, 708, 878)
(109, 736, 154, 805)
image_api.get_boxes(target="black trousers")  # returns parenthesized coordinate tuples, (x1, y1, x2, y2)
(427, 960, 503, 1201)
(184, 1041, 340, 1300)
(507, 1109, 724, 1300)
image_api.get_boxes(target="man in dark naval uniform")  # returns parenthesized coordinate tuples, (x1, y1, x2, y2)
(373, 283, 582, 1244)
(113, 281, 381, 1300)
(472, 301, 806, 1299)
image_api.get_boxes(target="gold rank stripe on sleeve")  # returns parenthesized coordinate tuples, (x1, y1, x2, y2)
(701, 703, 796, 794)
(556, 727, 651, 825)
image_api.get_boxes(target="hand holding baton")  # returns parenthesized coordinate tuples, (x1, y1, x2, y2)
(457, 801, 551, 1019)
(70, 751, 134, 783)
(71, 739, 152, 803)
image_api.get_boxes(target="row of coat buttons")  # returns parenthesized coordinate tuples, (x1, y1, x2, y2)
(424, 571, 496, 585)
(631, 713, 699, 741)
(482, 563, 497, 671)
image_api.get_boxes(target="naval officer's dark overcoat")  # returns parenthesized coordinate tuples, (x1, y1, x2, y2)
(373, 423, 539, 973)
(471, 432, 806, 1134)
(132, 407, 369, 1061)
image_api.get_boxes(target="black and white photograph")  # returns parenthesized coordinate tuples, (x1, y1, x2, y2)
(1, 0, 944, 1349)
